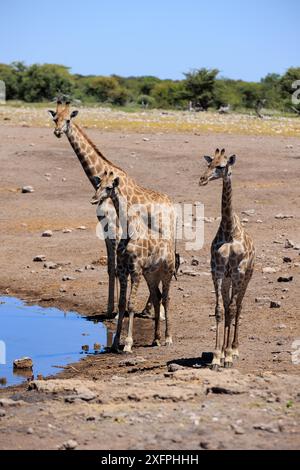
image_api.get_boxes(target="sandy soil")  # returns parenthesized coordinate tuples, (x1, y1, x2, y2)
(0, 121, 299, 449)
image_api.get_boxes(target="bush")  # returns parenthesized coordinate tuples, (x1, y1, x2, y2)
(183, 68, 219, 110)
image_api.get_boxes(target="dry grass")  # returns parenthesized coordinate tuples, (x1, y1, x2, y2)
(1, 104, 300, 137)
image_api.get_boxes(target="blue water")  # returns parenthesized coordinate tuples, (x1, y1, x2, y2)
(0, 296, 109, 388)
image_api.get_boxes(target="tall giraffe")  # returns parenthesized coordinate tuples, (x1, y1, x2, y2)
(48, 98, 121, 316)
(91, 169, 176, 353)
(199, 148, 255, 369)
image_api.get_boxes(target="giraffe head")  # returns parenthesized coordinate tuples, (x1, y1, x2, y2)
(199, 148, 236, 186)
(48, 98, 79, 138)
(90, 170, 120, 205)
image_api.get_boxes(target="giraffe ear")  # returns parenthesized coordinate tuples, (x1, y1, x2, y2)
(228, 154, 236, 166)
(48, 110, 56, 120)
(70, 110, 79, 119)
(93, 176, 101, 188)
(203, 155, 213, 165)
(113, 176, 120, 188)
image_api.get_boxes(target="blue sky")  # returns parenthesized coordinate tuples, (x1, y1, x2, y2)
(1, 0, 299, 81)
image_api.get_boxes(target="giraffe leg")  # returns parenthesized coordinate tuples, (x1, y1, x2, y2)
(231, 270, 253, 360)
(105, 238, 116, 317)
(221, 276, 231, 366)
(162, 276, 172, 346)
(147, 281, 161, 347)
(224, 275, 243, 368)
(123, 272, 142, 353)
(111, 272, 128, 352)
(211, 277, 224, 370)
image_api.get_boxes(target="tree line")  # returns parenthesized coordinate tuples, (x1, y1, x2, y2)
(0, 62, 299, 113)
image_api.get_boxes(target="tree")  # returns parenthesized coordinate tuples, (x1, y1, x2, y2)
(280, 67, 300, 113)
(0, 63, 20, 99)
(183, 68, 219, 110)
(151, 80, 186, 108)
(21, 64, 73, 101)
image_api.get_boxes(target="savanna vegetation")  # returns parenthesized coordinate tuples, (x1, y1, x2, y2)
(0, 62, 299, 114)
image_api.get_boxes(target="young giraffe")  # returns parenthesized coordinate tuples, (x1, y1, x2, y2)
(48, 98, 153, 317)
(199, 148, 255, 369)
(91, 170, 176, 353)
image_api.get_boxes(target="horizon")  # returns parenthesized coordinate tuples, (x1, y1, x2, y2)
(1, 0, 299, 82)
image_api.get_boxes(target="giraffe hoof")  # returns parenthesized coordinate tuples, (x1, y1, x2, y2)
(165, 337, 173, 346)
(123, 344, 133, 354)
(152, 339, 161, 347)
(220, 358, 225, 366)
(210, 363, 220, 371)
(232, 354, 239, 361)
(224, 361, 233, 368)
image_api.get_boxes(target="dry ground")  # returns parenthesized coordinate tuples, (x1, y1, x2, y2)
(0, 108, 299, 449)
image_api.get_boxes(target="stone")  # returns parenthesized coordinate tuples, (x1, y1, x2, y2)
(85, 265, 95, 270)
(191, 258, 199, 266)
(253, 424, 278, 433)
(142, 137, 150, 141)
(62, 228, 73, 233)
(283, 256, 292, 263)
(61, 439, 78, 450)
(21, 186, 34, 193)
(275, 214, 294, 219)
(42, 230, 53, 237)
(13, 357, 33, 369)
(62, 275, 76, 281)
(33, 255, 46, 262)
(27, 427, 34, 434)
(0, 409, 6, 417)
(270, 301, 281, 308)
(231, 424, 245, 435)
(77, 226, 87, 230)
(0, 398, 25, 407)
(285, 239, 295, 248)
(44, 261, 58, 270)
(168, 363, 185, 372)
(277, 276, 293, 283)
(241, 209, 255, 216)
(242, 218, 249, 223)
(255, 297, 271, 305)
(262, 267, 277, 274)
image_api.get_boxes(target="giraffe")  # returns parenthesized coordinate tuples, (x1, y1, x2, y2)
(199, 148, 255, 369)
(91, 169, 176, 353)
(48, 97, 152, 317)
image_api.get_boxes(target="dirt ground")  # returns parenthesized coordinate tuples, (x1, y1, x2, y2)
(0, 120, 299, 450)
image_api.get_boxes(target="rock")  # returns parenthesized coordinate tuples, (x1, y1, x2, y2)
(256, 219, 263, 224)
(277, 323, 287, 329)
(59, 287, 67, 293)
(168, 363, 185, 372)
(283, 256, 292, 263)
(42, 230, 53, 237)
(33, 255, 46, 262)
(241, 209, 255, 216)
(27, 427, 34, 434)
(75, 268, 83, 273)
(21, 186, 34, 193)
(119, 356, 146, 367)
(0, 409, 6, 417)
(13, 357, 33, 369)
(0, 398, 25, 407)
(77, 226, 87, 230)
(285, 239, 295, 248)
(253, 424, 278, 433)
(275, 214, 293, 219)
(242, 218, 249, 223)
(277, 276, 293, 283)
(262, 267, 277, 274)
(142, 137, 150, 141)
(231, 424, 245, 435)
(62, 228, 72, 233)
(44, 261, 58, 270)
(28, 379, 98, 400)
(62, 275, 76, 281)
(255, 297, 271, 305)
(270, 301, 281, 308)
(61, 439, 78, 450)
(85, 265, 95, 270)
(191, 258, 199, 266)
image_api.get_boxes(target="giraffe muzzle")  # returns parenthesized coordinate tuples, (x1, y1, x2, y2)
(54, 129, 63, 138)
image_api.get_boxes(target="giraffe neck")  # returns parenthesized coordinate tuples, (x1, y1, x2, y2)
(66, 123, 113, 189)
(221, 175, 234, 237)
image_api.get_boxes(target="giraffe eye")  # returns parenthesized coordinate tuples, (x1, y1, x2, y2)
(216, 166, 224, 170)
